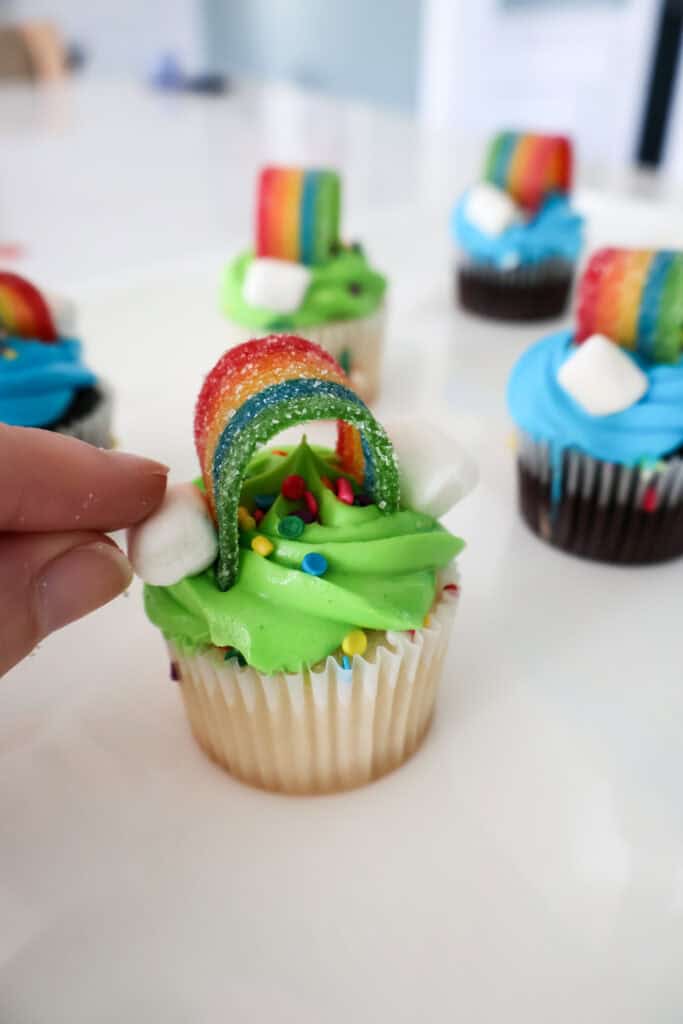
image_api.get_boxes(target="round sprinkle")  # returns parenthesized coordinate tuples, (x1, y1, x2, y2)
(251, 535, 274, 557)
(301, 552, 327, 576)
(342, 655, 351, 671)
(342, 629, 367, 657)
(336, 477, 354, 505)
(303, 489, 318, 519)
(282, 474, 306, 501)
(253, 508, 264, 524)
(2, 347, 18, 361)
(354, 492, 372, 507)
(238, 505, 256, 531)
(254, 493, 276, 510)
(293, 505, 315, 524)
(443, 583, 459, 594)
(423, 613, 431, 628)
(271, 449, 288, 456)
(277, 515, 304, 539)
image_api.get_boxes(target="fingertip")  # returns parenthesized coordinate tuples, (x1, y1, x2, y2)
(36, 538, 133, 637)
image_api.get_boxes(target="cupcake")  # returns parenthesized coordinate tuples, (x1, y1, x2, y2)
(0, 271, 113, 447)
(128, 335, 475, 794)
(452, 132, 584, 320)
(221, 167, 387, 403)
(508, 248, 683, 564)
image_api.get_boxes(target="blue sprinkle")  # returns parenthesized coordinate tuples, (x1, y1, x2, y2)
(342, 655, 351, 670)
(301, 552, 328, 576)
(254, 493, 276, 510)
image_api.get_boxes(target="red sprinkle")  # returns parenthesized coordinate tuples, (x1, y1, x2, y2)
(336, 477, 354, 505)
(282, 474, 306, 501)
(642, 485, 658, 513)
(253, 508, 264, 524)
(443, 583, 459, 593)
(271, 449, 288, 456)
(303, 490, 318, 518)
(321, 475, 334, 491)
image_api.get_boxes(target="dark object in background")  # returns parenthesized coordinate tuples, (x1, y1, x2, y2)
(636, 0, 683, 166)
(150, 53, 229, 96)
(456, 263, 574, 321)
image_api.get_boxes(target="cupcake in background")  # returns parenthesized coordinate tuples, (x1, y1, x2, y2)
(221, 167, 387, 402)
(128, 335, 476, 794)
(453, 132, 584, 321)
(508, 248, 683, 564)
(0, 271, 113, 447)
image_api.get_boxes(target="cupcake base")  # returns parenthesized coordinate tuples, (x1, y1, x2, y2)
(225, 306, 385, 405)
(167, 577, 459, 795)
(516, 450, 683, 565)
(456, 262, 573, 321)
(48, 384, 114, 448)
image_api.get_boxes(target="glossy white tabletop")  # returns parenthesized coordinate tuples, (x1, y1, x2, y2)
(1, 78, 683, 1023)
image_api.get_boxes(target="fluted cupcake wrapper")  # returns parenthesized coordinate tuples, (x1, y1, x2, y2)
(55, 382, 114, 449)
(516, 431, 683, 564)
(167, 568, 460, 795)
(456, 258, 575, 321)
(225, 305, 386, 404)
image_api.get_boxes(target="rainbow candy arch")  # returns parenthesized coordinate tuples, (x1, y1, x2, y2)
(483, 132, 572, 213)
(194, 336, 399, 591)
(576, 248, 683, 364)
(0, 271, 57, 342)
(255, 167, 341, 267)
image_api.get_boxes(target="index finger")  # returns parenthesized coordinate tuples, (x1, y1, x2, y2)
(0, 424, 169, 533)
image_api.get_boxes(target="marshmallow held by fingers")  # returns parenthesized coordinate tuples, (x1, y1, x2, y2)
(383, 417, 478, 518)
(127, 483, 217, 586)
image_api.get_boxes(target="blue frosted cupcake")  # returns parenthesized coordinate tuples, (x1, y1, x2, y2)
(452, 132, 584, 321)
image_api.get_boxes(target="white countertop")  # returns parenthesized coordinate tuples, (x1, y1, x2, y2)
(1, 78, 683, 1023)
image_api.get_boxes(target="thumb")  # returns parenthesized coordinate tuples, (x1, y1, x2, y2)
(0, 531, 133, 678)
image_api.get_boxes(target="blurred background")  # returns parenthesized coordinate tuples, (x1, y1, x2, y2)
(1, 0, 681, 176)
(1, 0, 682, 287)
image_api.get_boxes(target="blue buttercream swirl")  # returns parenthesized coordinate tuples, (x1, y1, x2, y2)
(508, 330, 683, 466)
(0, 337, 97, 427)
(452, 192, 583, 269)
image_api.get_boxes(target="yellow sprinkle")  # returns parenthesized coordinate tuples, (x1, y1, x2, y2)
(423, 613, 431, 628)
(251, 535, 274, 557)
(342, 629, 367, 657)
(506, 431, 518, 452)
(2, 347, 18, 360)
(238, 505, 256, 531)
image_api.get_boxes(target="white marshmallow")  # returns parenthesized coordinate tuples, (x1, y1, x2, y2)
(127, 483, 218, 586)
(557, 334, 649, 417)
(384, 417, 478, 518)
(45, 293, 77, 337)
(465, 182, 521, 238)
(243, 258, 312, 314)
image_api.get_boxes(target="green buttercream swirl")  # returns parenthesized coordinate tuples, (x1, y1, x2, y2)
(221, 247, 387, 329)
(144, 440, 463, 674)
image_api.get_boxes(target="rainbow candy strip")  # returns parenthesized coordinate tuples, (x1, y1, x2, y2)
(483, 132, 572, 212)
(576, 248, 683, 363)
(0, 271, 57, 342)
(255, 167, 341, 266)
(194, 335, 399, 590)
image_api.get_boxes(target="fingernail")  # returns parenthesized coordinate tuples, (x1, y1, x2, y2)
(105, 449, 170, 475)
(37, 540, 134, 637)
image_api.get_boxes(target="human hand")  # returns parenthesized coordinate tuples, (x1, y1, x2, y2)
(0, 425, 168, 677)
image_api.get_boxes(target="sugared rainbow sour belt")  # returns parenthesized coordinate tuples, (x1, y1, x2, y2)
(194, 335, 399, 590)
(483, 132, 572, 212)
(255, 167, 341, 266)
(576, 248, 683, 364)
(0, 272, 57, 342)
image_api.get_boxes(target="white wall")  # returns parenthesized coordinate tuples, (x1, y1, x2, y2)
(3, 0, 204, 73)
(419, 0, 660, 173)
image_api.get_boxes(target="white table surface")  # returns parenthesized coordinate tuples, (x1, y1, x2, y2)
(2, 78, 683, 1023)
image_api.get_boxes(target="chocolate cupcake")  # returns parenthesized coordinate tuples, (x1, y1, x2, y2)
(508, 248, 683, 564)
(0, 271, 113, 447)
(452, 132, 584, 321)
(221, 167, 387, 403)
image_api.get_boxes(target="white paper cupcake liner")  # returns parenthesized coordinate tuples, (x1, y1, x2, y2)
(55, 382, 114, 449)
(225, 305, 386, 404)
(516, 430, 683, 563)
(167, 566, 460, 795)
